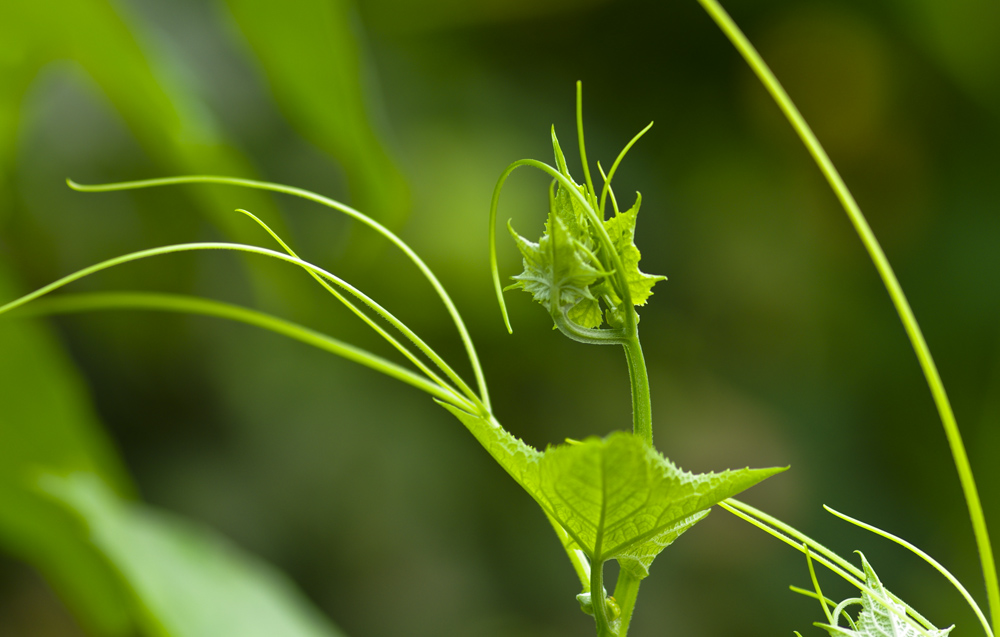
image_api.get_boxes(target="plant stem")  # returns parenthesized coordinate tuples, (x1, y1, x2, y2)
(623, 335, 653, 445)
(613, 570, 642, 637)
(590, 561, 617, 637)
(698, 1, 999, 630)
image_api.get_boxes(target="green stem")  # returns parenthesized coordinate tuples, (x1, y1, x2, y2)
(590, 561, 617, 637)
(698, 1, 998, 629)
(613, 570, 642, 637)
(623, 335, 653, 445)
(0, 242, 482, 412)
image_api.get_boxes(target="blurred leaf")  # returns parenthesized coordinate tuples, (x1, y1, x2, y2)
(0, 263, 136, 636)
(358, 0, 609, 32)
(41, 472, 349, 637)
(891, 0, 1000, 112)
(223, 0, 409, 231)
(0, 0, 300, 308)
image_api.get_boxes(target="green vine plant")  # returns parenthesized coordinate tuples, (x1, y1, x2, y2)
(1, 2, 997, 636)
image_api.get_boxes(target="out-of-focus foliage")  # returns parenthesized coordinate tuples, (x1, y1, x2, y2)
(224, 0, 408, 233)
(1, 0, 998, 635)
(42, 472, 346, 637)
(0, 264, 133, 636)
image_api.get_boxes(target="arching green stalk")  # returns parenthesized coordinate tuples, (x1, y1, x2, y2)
(67, 176, 491, 411)
(0, 241, 478, 413)
(11, 291, 467, 408)
(698, 1, 998, 629)
(575, 82, 599, 213)
(235, 208, 484, 413)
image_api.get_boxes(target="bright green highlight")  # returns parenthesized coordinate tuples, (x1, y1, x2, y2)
(699, 0, 998, 631)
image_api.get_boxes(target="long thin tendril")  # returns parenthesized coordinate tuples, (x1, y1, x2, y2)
(234, 208, 484, 412)
(67, 176, 491, 411)
(10, 291, 466, 408)
(699, 1, 997, 630)
(0, 242, 477, 412)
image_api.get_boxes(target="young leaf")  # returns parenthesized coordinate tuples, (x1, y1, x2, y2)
(536, 432, 784, 575)
(599, 193, 666, 327)
(815, 553, 953, 637)
(507, 215, 605, 328)
(549, 132, 594, 243)
(502, 126, 664, 332)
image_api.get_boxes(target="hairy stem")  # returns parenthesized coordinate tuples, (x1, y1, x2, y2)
(613, 570, 641, 637)
(590, 561, 617, 637)
(698, 1, 998, 628)
(623, 336, 653, 445)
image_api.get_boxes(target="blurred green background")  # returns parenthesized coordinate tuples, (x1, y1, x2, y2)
(1, 0, 999, 635)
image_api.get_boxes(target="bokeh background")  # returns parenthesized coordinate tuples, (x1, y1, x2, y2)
(1, 0, 999, 635)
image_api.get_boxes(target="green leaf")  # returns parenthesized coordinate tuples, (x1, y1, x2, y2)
(536, 432, 784, 574)
(600, 193, 665, 327)
(223, 0, 409, 231)
(615, 510, 709, 579)
(0, 0, 296, 300)
(439, 404, 784, 582)
(41, 473, 349, 637)
(816, 553, 953, 637)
